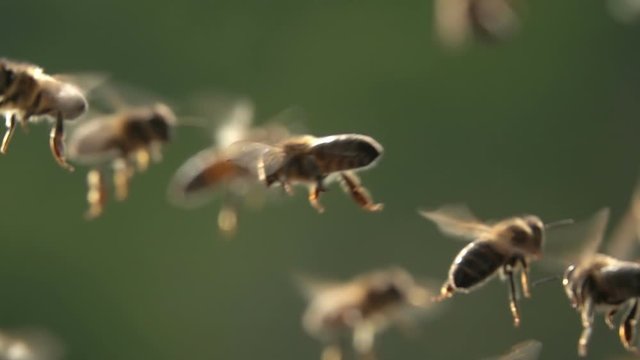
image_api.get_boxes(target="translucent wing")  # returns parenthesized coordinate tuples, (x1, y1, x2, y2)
(418, 203, 492, 241)
(471, 0, 520, 43)
(52, 72, 108, 95)
(485, 340, 542, 360)
(545, 208, 611, 267)
(605, 183, 640, 260)
(213, 98, 255, 149)
(434, 0, 471, 49)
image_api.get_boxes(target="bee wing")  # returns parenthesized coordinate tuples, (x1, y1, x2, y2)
(544, 208, 611, 268)
(605, 182, 640, 260)
(87, 80, 172, 114)
(484, 340, 542, 360)
(472, 0, 520, 42)
(292, 273, 344, 301)
(52, 72, 108, 95)
(418, 204, 492, 241)
(434, 0, 471, 48)
(212, 98, 255, 149)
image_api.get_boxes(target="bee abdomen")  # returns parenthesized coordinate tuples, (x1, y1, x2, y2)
(312, 135, 383, 172)
(450, 241, 506, 291)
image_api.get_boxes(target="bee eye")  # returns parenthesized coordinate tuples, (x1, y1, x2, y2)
(510, 227, 529, 245)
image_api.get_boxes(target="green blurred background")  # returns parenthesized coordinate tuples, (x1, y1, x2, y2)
(1, 0, 640, 359)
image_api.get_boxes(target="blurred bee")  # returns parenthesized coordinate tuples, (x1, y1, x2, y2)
(0, 58, 91, 170)
(168, 97, 293, 236)
(608, 0, 640, 23)
(420, 204, 572, 327)
(0, 327, 63, 360)
(255, 133, 384, 213)
(67, 102, 176, 218)
(298, 267, 435, 360)
(484, 340, 542, 360)
(562, 185, 640, 357)
(434, 0, 520, 49)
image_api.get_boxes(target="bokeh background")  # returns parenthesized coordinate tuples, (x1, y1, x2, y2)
(2, 0, 640, 359)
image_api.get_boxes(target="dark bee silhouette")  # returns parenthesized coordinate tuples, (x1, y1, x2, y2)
(0, 58, 91, 170)
(298, 267, 435, 360)
(434, 0, 519, 49)
(67, 103, 176, 218)
(255, 134, 384, 213)
(420, 204, 571, 327)
(562, 192, 640, 357)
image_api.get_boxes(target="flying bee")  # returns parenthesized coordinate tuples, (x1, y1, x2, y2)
(420, 204, 572, 327)
(484, 340, 542, 360)
(298, 267, 435, 360)
(434, 0, 520, 49)
(67, 102, 176, 218)
(561, 184, 640, 357)
(168, 97, 294, 236)
(0, 58, 93, 171)
(255, 133, 384, 213)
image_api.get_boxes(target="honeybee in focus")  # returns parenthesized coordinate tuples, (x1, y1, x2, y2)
(420, 204, 572, 327)
(298, 267, 435, 360)
(67, 101, 176, 218)
(434, 0, 520, 49)
(0, 58, 93, 170)
(484, 340, 542, 360)
(168, 97, 293, 236)
(254, 133, 384, 213)
(561, 186, 640, 357)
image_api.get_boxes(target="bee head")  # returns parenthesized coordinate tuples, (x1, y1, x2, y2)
(0, 62, 15, 94)
(147, 103, 176, 142)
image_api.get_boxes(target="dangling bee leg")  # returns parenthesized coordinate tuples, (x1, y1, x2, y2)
(308, 181, 326, 213)
(1, 113, 17, 154)
(504, 264, 521, 327)
(619, 299, 640, 354)
(134, 147, 151, 172)
(433, 282, 455, 302)
(339, 172, 383, 212)
(49, 114, 74, 171)
(578, 298, 595, 357)
(218, 201, 238, 238)
(353, 322, 377, 360)
(85, 168, 106, 219)
(518, 258, 531, 298)
(113, 158, 132, 201)
(606, 308, 618, 330)
(321, 344, 342, 360)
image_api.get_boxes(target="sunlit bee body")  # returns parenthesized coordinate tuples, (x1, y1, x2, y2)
(434, 0, 519, 49)
(0, 58, 89, 170)
(484, 340, 542, 360)
(420, 205, 548, 327)
(257, 134, 384, 213)
(168, 98, 292, 236)
(67, 103, 176, 218)
(300, 268, 434, 360)
(561, 199, 640, 357)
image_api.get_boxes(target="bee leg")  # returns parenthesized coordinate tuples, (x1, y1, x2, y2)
(308, 183, 325, 213)
(85, 169, 106, 219)
(578, 298, 595, 357)
(353, 322, 376, 359)
(433, 282, 455, 302)
(150, 141, 163, 163)
(113, 158, 132, 201)
(605, 309, 618, 330)
(504, 265, 521, 327)
(135, 147, 151, 172)
(1, 113, 17, 154)
(619, 299, 640, 353)
(49, 114, 74, 171)
(339, 172, 383, 212)
(321, 344, 342, 360)
(282, 180, 294, 196)
(518, 258, 531, 298)
(218, 203, 238, 238)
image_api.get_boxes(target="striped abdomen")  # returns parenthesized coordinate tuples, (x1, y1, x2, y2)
(449, 241, 507, 291)
(310, 134, 383, 173)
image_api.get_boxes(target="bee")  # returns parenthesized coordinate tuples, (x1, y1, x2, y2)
(434, 0, 520, 49)
(0, 58, 91, 170)
(420, 204, 572, 327)
(562, 187, 640, 357)
(168, 97, 293, 236)
(67, 102, 176, 218)
(298, 267, 434, 360)
(484, 340, 542, 360)
(255, 133, 384, 213)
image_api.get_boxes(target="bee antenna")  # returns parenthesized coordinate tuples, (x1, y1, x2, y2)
(531, 275, 561, 288)
(545, 219, 574, 230)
